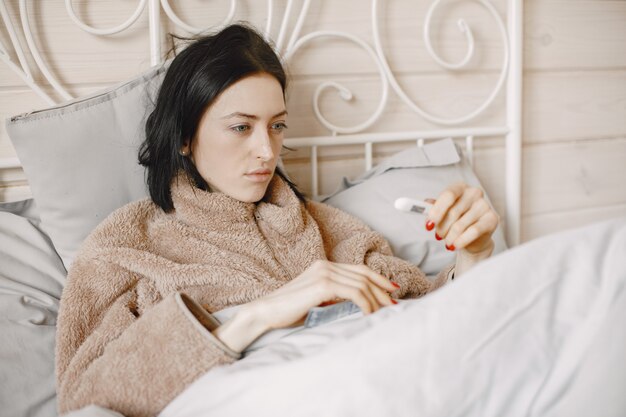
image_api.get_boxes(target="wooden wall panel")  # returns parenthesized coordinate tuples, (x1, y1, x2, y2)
(286, 73, 506, 137)
(522, 138, 626, 216)
(523, 203, 626, 242)
(2, 0, 621, 84)
(0, 0, 151, 88)
(4, 0, 623, 87)
(524, 71, 626, 144)
(289, 0, 508, 75)
(525, 1, 626, 70)
(0, 0, 511, 85)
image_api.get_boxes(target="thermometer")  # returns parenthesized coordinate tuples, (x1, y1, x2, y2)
(394, 197, 433, 215)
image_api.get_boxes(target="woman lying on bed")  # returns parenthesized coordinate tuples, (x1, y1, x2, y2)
(55, 23, 499, 417)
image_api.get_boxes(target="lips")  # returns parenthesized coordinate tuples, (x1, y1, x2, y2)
(244, 168, 272, 183)
(246, 168, 271, 175)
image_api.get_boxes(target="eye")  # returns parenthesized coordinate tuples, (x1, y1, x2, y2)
(271, 122, 288, 132)
(230, 124, 250, 134)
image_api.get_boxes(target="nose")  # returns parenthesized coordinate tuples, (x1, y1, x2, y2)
(254, 129, 275, 161)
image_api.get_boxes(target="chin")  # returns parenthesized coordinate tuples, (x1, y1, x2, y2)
(234, 185, 271, 203)
(218, 176, 274, 203)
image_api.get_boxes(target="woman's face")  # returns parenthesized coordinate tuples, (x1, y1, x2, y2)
(186, 73, 287, 203)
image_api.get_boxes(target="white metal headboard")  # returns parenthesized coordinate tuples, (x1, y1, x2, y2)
(0, 0, 522, 246)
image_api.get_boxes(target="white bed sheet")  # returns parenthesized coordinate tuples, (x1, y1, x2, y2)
(160, 217, 626, 417)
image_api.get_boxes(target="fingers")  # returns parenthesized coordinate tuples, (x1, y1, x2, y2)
(452, 211, 499, 250)
(427, 182, 467, 226)
(313, 262, 397, 314)
(425, 183, 498, 252)
(337, 272, 395, 310)
(331, 282, 377, 314)
(436, 188, 483, 238)
(441, 198, 488, 246)
(274, 260, 398, 319)
(259, 260, 399, 331)
(333, 263, 398, 293)
(329, 264, 396, 313)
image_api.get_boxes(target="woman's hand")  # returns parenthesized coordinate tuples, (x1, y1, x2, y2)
(253, 260, 398, 330)
(213, 260, 398, 353)
(425, 182, 499, 276)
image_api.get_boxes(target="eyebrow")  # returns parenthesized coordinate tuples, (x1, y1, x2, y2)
(221, 110, 288, 120)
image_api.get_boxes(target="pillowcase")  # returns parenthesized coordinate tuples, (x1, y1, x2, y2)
(0, 199, 66, 417)
(323, 138, 507, 276)
(6, 66, 166, 269)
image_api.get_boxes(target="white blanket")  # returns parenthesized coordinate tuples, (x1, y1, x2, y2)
(160, 217, 626, 417)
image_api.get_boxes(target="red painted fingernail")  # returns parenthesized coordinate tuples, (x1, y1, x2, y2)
(445, 244, 455, 251)
(391, 282, 400, 289)
(425, 220, 435, 231)
(435, 233, 442, 241)
(391, 299, 398, 305)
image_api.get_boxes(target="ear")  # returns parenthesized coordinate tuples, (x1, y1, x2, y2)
(179, 141, 191, 157)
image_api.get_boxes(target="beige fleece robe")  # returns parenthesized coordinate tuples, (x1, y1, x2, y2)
(55, 174, 451, 417)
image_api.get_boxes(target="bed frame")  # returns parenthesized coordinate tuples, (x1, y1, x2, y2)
(0, 0, 523, 246)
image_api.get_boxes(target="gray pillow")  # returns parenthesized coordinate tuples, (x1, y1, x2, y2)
(323, 138, 507, 276)
(0, 199, 66, 417)
(6, 66, 166, 269)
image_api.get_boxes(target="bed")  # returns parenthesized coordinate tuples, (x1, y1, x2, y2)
(1, 1, 624, 416)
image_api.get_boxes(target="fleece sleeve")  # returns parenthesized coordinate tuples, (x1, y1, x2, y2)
(55, 260, 239, 417)
(306, 200, 452, 298)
